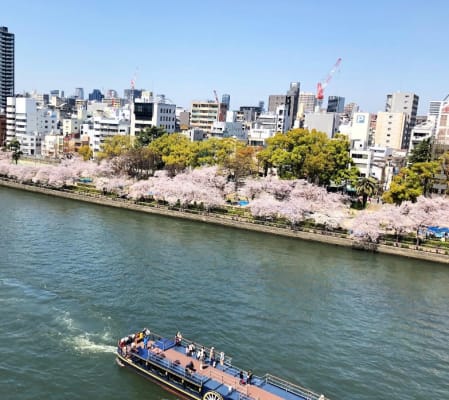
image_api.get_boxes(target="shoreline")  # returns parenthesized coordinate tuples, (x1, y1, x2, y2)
(1, 179, 448, 265)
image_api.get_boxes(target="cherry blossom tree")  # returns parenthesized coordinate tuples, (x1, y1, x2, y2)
(350, 210, 383, 244)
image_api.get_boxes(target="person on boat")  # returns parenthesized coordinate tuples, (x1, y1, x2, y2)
(247, 370, 253, 385)
(199, 347, 206, 369)
(239, 370, 245, 385)
(175, 331, 182, 346)
(219, 351, 225, 366)
(209, 347, 216, 366)
(185, 360, 196, 374)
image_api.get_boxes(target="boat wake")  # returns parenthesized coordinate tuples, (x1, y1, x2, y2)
(69, 335, 116, 354)
(55, 310, 116, 354)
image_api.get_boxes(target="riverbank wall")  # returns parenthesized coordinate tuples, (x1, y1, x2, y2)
(1, 179, 448, 265)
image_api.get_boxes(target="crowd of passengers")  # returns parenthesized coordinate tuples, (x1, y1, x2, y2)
(118, 330, 253, 385)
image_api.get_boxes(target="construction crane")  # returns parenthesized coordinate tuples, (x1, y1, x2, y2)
(316, 58, 342, 110)
(213, 90, 221, 121)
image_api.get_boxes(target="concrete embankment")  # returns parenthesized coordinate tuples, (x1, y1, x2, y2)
(1, 179, 448, 265)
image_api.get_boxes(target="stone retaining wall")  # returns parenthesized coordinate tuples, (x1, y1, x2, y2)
(1, 179, 448, 265)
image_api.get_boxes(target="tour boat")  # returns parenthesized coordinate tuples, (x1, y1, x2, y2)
(116, 328, 329, 400)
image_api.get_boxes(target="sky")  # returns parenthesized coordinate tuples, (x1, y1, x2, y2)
(2, 0, 449, 114)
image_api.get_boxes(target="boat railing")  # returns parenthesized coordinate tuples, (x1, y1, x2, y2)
(179, 337, 233, 367)
(263, 373, 328, 400)
(121, 345, 209, 386)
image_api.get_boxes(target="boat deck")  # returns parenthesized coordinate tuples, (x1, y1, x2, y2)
(118, 332, 327, 400)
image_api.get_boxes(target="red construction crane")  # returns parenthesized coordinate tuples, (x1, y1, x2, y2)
(213, 90, 221, 121)
(316, 58, 342, 108)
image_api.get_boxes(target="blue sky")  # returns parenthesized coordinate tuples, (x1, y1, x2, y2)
(3, 0, 448, 113)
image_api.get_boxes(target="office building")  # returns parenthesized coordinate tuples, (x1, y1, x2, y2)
(268, 82, 300, 130)
(221, 94, 230, 110)
(0, 27, 14, 112)
(131, 94, 176, 136)
(298, 92, 316, 115)
(75, 88, 84, 100)
(327, 96, 345, 113)
(385, 92, 419, 149)
(89, 89, 104, 102)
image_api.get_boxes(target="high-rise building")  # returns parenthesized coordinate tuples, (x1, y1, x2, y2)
(89, 89, 104, 102)
(298, 92, 316, 115)
(385, 92, 419, 149)
(221, 94, 230, 110)
(75, 88, 84, 100)
(327, 96, 345, 113)
(268, 82, 300, 130)
(0, 27, 15, 111)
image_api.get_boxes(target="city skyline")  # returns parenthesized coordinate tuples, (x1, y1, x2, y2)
(2, 0, 449, 113)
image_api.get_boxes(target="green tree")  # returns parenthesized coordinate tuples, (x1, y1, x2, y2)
(97, 135, 132, 160)
(8, 139, 23, 164)
(224, 146, 258, 189)
(258, 129, 354, 184)
(356, 176, 378, 208)
(135, 126, 167, 148)
(408, 138, 432, 164)
(382, 161, 439, 204)
(149, 133, 195, 174)
(78, 145, 93, 161)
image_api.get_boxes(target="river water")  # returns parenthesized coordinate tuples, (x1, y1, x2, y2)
(0, 187, 448, 400)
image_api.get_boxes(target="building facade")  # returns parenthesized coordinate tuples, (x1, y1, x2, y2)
(374, 112, 406, 149)
(0, 27, 14, 112)
(385, 92, 419, 149)
(350, 112, 371, 146)
(190, 101, 224, 132)
(435, 100, 449, 154)
(6, 97, 59, 155)
(298, 92, 316, 115)
(327, 96, 345, 113)
(131, 96, 176, 136)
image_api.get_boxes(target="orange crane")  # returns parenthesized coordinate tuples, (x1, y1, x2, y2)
(316, 58, 342, 110)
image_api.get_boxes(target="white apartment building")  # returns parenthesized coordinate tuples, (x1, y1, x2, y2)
(190, 101, 221, 132)
(85, 117, 130, 155)
(253, 105, 290, 134)
(6, 97, 59, 156)
(210, 121, 247, 141)
(130, 96, 176, 136)
(374, 112, 406, 149)
(409, 116, 435, 152)
(41, 132, 64, 158)
(63, 117, 80, 135)
(248, 128, 275, 147)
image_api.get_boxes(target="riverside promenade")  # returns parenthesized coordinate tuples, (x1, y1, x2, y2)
(1, 178, 448, 265)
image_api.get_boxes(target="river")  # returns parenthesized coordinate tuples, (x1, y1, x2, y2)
(0, 187, 448, 400)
